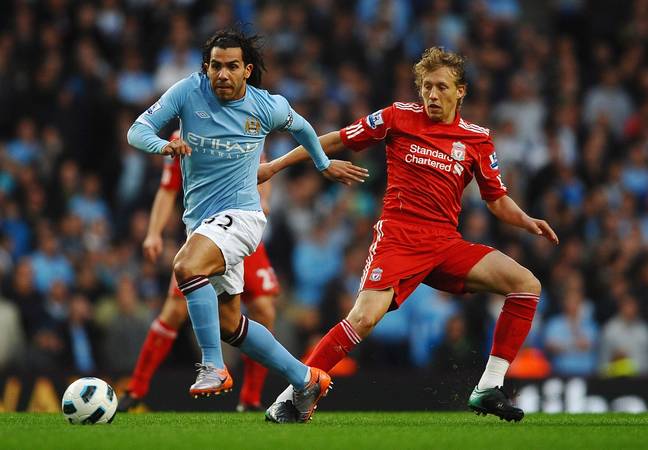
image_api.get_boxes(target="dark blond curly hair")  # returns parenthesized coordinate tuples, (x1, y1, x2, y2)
(413, 47, 467, 89)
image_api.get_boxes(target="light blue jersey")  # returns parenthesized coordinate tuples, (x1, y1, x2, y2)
(128, 72, 330, 232)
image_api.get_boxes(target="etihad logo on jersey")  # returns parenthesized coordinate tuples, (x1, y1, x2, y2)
(406, 143, 464, 176)
(186, 131, 260, 157)
(366, 110, 384, 129)
(244, 117, 262, 136)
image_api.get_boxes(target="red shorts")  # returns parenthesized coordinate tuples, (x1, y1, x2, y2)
(168, 242, 280, 304)
(360, 219, 495, 308)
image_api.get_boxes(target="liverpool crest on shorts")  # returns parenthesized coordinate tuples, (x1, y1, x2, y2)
(370, 267, 383, 282)
(451, 141, 466, 161)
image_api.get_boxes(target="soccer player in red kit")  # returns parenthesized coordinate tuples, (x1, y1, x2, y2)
(119, 132, 281, 412)
(261, 47, 558, 423)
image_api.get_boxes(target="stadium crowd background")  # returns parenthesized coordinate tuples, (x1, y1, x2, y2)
(0, 0, 647, 383)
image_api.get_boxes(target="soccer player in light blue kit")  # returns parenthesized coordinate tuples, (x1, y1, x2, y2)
(127, 29, 368, 421)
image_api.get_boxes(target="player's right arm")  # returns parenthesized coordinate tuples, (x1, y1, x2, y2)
(143, 187, 178, 262)
(127, 78, 192, 157)
(258, 106, 394, 184)
(258, 131, 351, 183)
(143, 155, 182, 262)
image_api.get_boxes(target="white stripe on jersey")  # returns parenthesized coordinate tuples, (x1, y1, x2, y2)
(345, 123, 362, 133)
(394, 102, 424, 112)
(459, 119, 490, 135)
(360, 220, 384, 289)
(347, 124, 365, 139)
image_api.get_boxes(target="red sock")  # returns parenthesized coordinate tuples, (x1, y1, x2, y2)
(238, 355, 269, 407)
(127, 318, 177, 398)
(305, 319, 362, 372)
(490, 293, 539, 362)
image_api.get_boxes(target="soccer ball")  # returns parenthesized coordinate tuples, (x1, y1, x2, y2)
(61, 377, 118, 424)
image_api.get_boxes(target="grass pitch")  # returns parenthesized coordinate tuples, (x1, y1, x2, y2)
(1, 412, 647, 450)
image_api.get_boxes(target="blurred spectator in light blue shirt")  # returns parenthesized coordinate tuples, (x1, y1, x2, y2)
(30, 230, 75, 294)
(117, 49, 155, 106)
(544, 290, 599, 376)
(68, 174, 110, 226)
(6, 118, 41, 166)
(292, 220, 347, 307)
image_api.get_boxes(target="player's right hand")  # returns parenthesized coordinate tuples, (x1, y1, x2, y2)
(322, 160, 369, 186)
(162, 138, 192, 157)
(257, 162, 276, 184)
(142, 234, 164, 262)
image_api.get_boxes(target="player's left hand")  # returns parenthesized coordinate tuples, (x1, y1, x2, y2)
(524, 217, 559, 245)
(321, 160, 369, 186)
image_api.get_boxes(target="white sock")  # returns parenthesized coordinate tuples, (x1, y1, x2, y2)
(477, 355, 510, 390)
(276, 385, 293, 403)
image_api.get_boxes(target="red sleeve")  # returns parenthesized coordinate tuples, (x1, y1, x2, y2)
(160, 156, 182, 192)
(474, 139, 507, 201)
(340, 106, 394, 151)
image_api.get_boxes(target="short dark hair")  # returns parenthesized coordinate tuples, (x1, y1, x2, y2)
(202, 28, 266, 87)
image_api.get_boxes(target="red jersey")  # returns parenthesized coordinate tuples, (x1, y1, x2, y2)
(160, 131, 183, 192)
(160, 156, 182, 191)
(340, 102, 507, 230)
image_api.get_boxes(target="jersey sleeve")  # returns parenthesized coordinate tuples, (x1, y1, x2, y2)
(474, 138, 508, 201)
(267, 94, 294, 131)
(129, 78, 189, 153)
(340, 106, 394, 151)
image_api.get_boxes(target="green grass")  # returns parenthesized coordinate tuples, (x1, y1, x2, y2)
(1, 412, 648, 450)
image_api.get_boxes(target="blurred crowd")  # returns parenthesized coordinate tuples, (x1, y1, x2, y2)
(1, 0, 648, 382)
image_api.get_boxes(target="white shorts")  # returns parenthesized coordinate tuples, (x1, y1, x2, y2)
(191, 209, 266, 295)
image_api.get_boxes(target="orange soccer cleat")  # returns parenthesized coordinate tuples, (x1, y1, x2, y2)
(189, 364, 234, 398)
(292, 367, 332, 422)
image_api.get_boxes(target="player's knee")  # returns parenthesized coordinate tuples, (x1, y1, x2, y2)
(347, 311, 379, 338)
(173, 254, 200, 282)
(511, 269, 541, 296)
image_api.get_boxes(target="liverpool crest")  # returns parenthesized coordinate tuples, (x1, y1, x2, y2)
(451, 141, 465, 161)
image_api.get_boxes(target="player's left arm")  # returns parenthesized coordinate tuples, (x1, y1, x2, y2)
(475, 139, 558, 244)
(257, 153, 272, 215)
(486, 195, 559, 244)
(270, 95, 367, 185)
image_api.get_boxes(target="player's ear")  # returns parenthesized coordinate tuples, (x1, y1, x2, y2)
(457, 84, 467, 101)
(244, 63, 253, 80)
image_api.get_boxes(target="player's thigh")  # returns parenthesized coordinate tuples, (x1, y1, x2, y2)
(218, 292, 242, 334)
(464, 250, 539, 295)
(245, 295, 276, 330)
(346, 288, 394, 337)
(174, 233, 226, 278)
